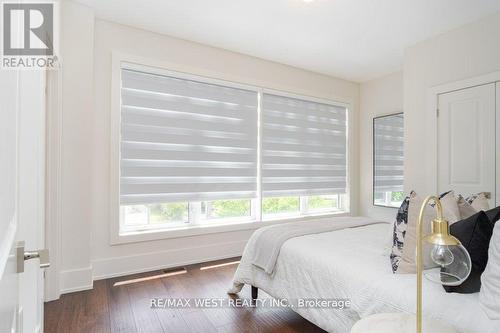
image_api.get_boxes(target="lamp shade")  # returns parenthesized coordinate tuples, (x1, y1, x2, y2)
(424, 243, 472, 286)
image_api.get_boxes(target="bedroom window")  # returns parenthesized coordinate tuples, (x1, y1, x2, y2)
(118, 65, 258, 231)
(116, 62, 348, 235)
(373, 113, 404, 208)
(261, 93, 348, 220)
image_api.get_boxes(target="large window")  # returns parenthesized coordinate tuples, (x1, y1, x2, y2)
(118, 63, 348, 232)
(260, 93, 348, 219)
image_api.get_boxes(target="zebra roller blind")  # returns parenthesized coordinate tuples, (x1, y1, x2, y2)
(261, 93, 348, 197)
(120, 68, 258, 205)
(373, 113, 404, 194)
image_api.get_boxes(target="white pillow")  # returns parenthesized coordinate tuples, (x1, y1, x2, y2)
(480, 221, 500, 319)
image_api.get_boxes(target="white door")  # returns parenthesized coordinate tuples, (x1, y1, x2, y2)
(0, 61, 21, 333)
(0, 49, 48, 333)
(0, 69, 47, 333)
(437, 83, 496, 204)
(18, 68, 47, 333)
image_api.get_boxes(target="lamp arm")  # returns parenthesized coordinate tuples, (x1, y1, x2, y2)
(416, 195, 443, 333)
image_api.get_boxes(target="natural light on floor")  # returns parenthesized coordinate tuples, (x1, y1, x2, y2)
(112, 268, 187, 287)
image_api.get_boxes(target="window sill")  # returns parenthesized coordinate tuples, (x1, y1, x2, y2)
(111, 211, 350, 245)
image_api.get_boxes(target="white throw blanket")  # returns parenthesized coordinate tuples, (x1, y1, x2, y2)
(251, 216, 384, 274)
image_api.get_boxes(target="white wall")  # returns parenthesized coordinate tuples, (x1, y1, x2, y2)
(404, 11, 500, 195)
(359, 72, 403, 222)
(358, 12, 500, 221)
(91, 20, 359, 280)
(56, 1, 360, 293)
(58, 1, 94, 293)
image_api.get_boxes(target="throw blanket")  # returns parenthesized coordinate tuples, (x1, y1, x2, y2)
(251, 216, 384, 274)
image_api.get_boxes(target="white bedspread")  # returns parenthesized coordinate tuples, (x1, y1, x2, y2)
(230, 222, 500, 333)
(251, 216, 383, 274)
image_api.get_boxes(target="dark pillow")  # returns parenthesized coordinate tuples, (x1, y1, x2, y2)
(443, 211, 494, 293)
(485, 206, 500, 226)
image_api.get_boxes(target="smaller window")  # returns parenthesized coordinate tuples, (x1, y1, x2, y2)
(373, 113, 404, 208)
(262, 196, 300, 218)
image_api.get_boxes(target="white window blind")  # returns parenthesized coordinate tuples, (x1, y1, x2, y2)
(120, 68, 258, 205)
(373, 114, 404, 193)
(261, 93, 348, 197)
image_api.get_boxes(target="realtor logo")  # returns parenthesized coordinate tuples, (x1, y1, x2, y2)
(1, 2, 58, 69)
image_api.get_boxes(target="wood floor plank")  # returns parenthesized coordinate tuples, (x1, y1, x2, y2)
(80, 280, 110, 333)
(45, 258, 326, 333)
(143, 276, 192, 333)
(106, 278, 138, 333)
(215, 322, 245, 333)
(180, 309, 218, 333)
(56, 291, 87, 333)
(126, 275, 165, 333)
(44, 299, 63, 332)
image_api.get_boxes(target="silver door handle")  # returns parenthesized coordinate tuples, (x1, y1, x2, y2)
(16, 241, 50, 273)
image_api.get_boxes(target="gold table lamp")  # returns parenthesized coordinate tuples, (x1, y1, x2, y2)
(416, 196, 472, 333)
(351, 195, 470, 333)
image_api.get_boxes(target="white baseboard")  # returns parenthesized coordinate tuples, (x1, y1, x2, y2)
(92, 239, 247, 280)
(57, 240, 247, 295)
(59, 266, 93, 294)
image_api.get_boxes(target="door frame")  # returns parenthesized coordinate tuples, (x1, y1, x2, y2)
(427, 70, 500, 194)
(44, 68, 63, 301)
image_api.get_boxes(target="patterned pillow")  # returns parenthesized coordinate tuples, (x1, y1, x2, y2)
(389, 190, 486, 273)
(390, 192, 414, 272)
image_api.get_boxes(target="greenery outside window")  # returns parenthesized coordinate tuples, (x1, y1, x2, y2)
(262, 194, 346, 220)
(262, 196, 300, 217)
(307, 195, 341, 212)
(121, 194, 346, 231)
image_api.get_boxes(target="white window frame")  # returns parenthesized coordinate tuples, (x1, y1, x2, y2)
(109, 52, 353, 245)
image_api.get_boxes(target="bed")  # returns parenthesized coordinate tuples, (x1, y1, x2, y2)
(229, 219, 500, 333)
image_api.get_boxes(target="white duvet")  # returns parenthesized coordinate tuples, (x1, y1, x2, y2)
(230, 222, 500, 333)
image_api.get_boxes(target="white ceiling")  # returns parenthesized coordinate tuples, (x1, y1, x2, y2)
(75, 0, 500, 82)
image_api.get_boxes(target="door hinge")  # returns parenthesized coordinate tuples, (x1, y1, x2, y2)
(436, 108, 439, 117)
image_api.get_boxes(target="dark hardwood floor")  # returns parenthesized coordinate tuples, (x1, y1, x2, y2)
(45, 258, 326, 333)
